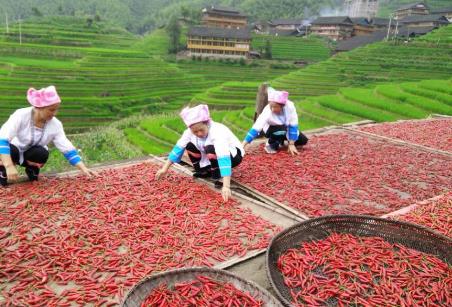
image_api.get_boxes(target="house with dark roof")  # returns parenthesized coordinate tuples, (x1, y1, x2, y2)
(336, 30, 387, 52)
(202, 6, 248, 29)
(310, 16, 354, 40)
(370, 17, 394, 29)
(268, 19, 304, 30)
(396, 25, 439, 38)
(431, 7, 452, 21)
(187, 26, 251, 58)
(350, 17, 374, 36)
(394, 2, 429, 20)
(400, 14, 449, 28)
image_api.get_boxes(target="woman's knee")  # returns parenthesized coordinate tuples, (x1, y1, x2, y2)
(295, 133, 309, 146)
(24, 146, 49, 164)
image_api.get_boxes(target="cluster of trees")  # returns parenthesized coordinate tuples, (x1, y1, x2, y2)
(4, 0, 436, 34)
(0, 0, 344, 34)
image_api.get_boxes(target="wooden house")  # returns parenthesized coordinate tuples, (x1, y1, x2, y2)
(187, 26, 251, 59)
(311, 16, 354, 41)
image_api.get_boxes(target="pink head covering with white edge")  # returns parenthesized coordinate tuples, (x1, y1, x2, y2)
(27, 85, 61, 108)
(268, 87, 289, 105)
(180, 104, 211, 127)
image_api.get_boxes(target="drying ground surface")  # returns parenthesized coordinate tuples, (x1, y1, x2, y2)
(0, 162, 279, 306)
(235, 121, 451, 217)
(359, 118, 452, 152)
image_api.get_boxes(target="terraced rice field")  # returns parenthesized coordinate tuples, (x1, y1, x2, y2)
(272, 26, 452, 99)
(123, 101, 333, 155)
(0, 17, 296, 133)
(416, 24, 452, 45)
(251, 34, 331, 61)
(0, 17, 208, 132)
(175, 61, 295, 86)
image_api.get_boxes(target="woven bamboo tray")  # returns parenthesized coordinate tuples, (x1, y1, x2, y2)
(266, 215, 452, 306)
(122, 267, 284, 306)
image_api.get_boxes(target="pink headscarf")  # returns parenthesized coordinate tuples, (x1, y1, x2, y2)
(180, 104, 211, 127)
(27, 86, 61, 108)
(268, 87, 289, 105)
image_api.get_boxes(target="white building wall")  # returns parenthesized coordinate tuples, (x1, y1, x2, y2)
(345, 0, 379, 18)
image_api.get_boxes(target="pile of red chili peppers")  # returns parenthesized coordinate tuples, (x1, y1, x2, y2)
(235, 132, 451, 217)
(359, 118, 452, 152)
(278, 233, 451, 306)
(392, 192, 451, 237)
(140, 275, 264, 306)
(0, 163, 279, 306)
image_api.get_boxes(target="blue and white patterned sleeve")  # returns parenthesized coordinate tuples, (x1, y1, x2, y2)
(168, 129, 191, 163)
(0, 110, 22, 155)
(244, 106, 270, 143)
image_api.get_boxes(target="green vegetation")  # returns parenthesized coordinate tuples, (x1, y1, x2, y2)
(377, 0, 452, 18)
(0, 17, 297, 133)
(42, 76, 451, 170)
(271, 28, 452, 100)
(126, 78, 451, 155)
(416, 25, 452, 45)
(175, 60, 296, 85)
(0, 0, 342, 34)
(43, 126, 142, 172)
(252, 35, 331, 62)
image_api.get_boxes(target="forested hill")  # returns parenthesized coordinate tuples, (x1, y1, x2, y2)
(0, 0, 339, 34)
(0, 0, 450, 34)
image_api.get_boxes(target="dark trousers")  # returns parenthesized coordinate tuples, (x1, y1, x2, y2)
(186, 142, 242, 180)
(265, 125, 308, 150)
(0, 144, 49, 185)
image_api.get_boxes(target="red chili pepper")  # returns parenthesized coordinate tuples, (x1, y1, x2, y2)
(0, 163, 280, 305)
(278, 233, 450, 306)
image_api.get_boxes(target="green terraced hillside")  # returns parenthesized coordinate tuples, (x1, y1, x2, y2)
(417, 25, 452, 45)
(251, 34, 332, 62)
(271, 26, 452, 100)
(0, 17, 210, 132)
(121, 78, 451, 156)
(378, 0, 452, 17)
(0, 17, 296, 132)
(175, 61, 295, 85)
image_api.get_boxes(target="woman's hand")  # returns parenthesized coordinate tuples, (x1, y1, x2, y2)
(287, 143, 299, 156)
(221, 176, 232, 202)
(155, 160, 173, 180)
(6, 165, 19, 182)
(221, 186, 232, 202)
(242, 141, 249, 152)
(76, 162, 97, 178)
(155, 168, 167, 180)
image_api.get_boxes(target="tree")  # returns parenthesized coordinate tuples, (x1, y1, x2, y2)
(31, 7, 43, 17)
(166, 16, 181, 54)
(264, 39, 272, 59)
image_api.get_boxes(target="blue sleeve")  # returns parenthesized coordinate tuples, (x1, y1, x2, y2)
(244, 128, 259, 143)
(0, 139, 10, 155)
(218, 156, 232, 177)
(63, 149, 82, 166)
(168, 145, 185, 163)
(288, 125, 298, 141)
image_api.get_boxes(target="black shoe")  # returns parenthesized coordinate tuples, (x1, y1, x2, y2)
(0, 167, 7, 187)
(214, 180, 223, 189)
(25, 168, 39, 181)
(193, 171, 211, 179)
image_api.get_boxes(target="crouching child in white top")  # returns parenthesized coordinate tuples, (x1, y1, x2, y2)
(155, 104, 244, 202)
(242, 87, 308, 155)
